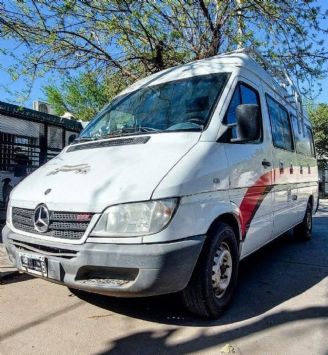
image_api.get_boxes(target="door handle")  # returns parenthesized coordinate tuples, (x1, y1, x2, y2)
(262, 159, 271, 168)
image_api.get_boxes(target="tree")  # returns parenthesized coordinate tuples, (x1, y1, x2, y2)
(43, 70, 128, 120)
(308, 103, 328, 162)
(0, 0, 327, 99)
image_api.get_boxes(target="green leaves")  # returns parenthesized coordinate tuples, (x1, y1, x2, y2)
(0, 0, 327, 103)
(44, 71, 127, 121)
(308, 103, 328, 160)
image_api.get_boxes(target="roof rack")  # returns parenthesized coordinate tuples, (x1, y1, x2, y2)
(223, 47, 304, 117)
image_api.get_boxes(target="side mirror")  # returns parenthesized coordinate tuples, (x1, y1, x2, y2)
(232, 104, 260, 143)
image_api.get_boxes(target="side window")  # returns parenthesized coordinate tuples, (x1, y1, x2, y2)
(291, 115, 316, 157)
(306, 126, 316, 157)
(224, 82, 261, 141)
(267, 98, 284, 148)
(266, 95, 294, 151)
(226, 86, 241, 125)
(240, 84, 258, 104)
(291, 114, 302, 152)
(296, 115, 302, 134)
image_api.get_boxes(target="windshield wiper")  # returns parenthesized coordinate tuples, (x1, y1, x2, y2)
(138, 127, 163, 133)
(76, 126, 198, 143)
(103, 127, 163, 138)
(166, 127, 203, 133)
(73, 137, 95, 143)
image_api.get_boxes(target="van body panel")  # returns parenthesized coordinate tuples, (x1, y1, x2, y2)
(272, 148, 301, 236)
(295, 152, 318, 217)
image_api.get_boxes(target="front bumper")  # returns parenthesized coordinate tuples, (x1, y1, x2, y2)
(2, 226, 205, 297)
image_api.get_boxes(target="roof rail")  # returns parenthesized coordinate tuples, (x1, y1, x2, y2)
(223, 47, 304, 117)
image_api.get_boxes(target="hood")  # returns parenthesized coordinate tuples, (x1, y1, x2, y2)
(11, 132, 200, 212)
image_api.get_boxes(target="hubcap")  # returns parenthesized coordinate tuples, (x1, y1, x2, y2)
(212, 242, 233, 298)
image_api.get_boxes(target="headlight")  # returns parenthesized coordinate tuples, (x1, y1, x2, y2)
(91, 198, 178, 237)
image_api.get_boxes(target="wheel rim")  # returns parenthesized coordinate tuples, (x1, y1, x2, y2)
(212, 241, 233, 299)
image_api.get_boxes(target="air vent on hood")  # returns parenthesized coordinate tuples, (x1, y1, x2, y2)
(67, 136, 150, 153)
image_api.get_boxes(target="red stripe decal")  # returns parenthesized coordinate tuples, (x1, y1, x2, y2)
(239, 164, 316, 239)
(239, 171, 273, 239)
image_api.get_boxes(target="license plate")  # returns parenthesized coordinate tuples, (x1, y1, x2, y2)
(19, 252, 47, 277)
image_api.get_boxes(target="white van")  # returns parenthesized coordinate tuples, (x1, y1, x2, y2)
(2, 49, 318, 318)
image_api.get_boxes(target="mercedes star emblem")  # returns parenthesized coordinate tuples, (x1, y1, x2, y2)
(33, 204, 50, 233)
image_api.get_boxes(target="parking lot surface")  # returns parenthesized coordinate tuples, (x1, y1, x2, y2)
(0, 203, 327, 355)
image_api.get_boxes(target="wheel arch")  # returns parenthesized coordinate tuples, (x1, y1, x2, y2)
(308, 195, 314, 207)
(207, 213, 242, 248)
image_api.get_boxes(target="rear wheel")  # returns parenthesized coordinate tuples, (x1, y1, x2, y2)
(293, 202, 313, 241)
(181, 223, 239, 318)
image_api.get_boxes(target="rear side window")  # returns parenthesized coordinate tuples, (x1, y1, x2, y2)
(291, 115, 316, 157)
(224, 82, 261, 141)
(266, 95, 294, 151)
(291, 114, 302, 152)
(306, 125, 316, 157)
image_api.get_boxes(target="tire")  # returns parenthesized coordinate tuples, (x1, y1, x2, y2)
(181, 223, 239, 318)
(293, 202, 313, 241)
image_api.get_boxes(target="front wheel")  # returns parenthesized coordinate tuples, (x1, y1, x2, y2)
(293, 202, 313, 241)
(181, 223, 239, 318)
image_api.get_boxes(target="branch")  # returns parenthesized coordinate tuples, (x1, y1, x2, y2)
(55, 29, 138, 79)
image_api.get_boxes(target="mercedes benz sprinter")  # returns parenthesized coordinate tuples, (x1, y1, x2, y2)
(2, 49, 318, 318)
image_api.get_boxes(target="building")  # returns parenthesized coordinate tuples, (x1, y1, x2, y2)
(0, 101, 83, 216)
(32, 100, 55, 115)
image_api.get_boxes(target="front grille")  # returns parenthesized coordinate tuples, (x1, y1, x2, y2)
(12, 207, 94, 240)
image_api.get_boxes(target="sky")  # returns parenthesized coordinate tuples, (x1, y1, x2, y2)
(0, 1, 327, 109)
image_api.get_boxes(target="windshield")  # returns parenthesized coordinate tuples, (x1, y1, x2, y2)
(79, 73, 229, 140)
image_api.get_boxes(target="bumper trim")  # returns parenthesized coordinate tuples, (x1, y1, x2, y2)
(2, 226, 205, 297)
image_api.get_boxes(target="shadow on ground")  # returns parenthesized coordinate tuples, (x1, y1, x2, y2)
(72, 215, 328, 327)
(0, 215, 327, 354)
(98, 305, 328, 355)
(0, 272, 34, 285)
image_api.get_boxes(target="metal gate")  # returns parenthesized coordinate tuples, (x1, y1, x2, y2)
(0, 106, 82, 214)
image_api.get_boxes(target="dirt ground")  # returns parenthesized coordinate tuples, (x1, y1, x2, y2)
(0, 205, 327, 355)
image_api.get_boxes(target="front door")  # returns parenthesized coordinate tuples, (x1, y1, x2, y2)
(222, 79, 274, 257)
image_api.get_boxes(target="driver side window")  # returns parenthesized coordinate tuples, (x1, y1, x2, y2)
(224, 82, 262, 141)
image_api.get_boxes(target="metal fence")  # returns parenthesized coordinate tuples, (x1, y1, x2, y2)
(0, 109, 82, 209)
